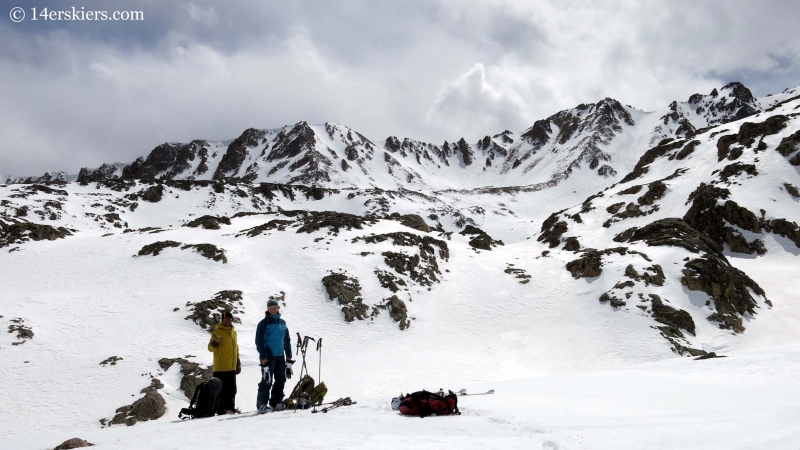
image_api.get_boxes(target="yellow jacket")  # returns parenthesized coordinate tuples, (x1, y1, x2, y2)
(208, 322, 240, 372)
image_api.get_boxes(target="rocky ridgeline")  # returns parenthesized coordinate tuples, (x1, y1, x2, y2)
(6, 82, 763, 192)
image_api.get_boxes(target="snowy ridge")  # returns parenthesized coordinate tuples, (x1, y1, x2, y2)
(3, 82, 772, 192)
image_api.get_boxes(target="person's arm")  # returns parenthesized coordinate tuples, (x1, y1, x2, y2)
(283, 326, 292, 360)
(255, 320, 267, 361)
(208, 333, 222, 352)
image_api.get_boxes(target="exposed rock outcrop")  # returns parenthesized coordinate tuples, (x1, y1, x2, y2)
(183, 290, 244, 332)
(322, 272, 368, 322)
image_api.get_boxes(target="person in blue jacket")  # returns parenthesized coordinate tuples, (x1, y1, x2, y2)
(255, 299, 293, 413)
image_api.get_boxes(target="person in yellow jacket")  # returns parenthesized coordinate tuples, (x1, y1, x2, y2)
(208, 310, 241, 414)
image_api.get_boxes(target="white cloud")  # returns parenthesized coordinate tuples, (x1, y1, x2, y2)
(0, 0, 798, 175)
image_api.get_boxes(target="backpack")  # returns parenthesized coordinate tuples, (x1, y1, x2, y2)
(179, 377, 222, 419)
(289, 375, 327, 407)
(309, 381, 327, 406)
(397, 390, 460, 418)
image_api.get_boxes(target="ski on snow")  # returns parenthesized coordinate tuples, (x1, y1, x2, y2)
(455, 389, 494, 396)
(312, 397, 356, 413)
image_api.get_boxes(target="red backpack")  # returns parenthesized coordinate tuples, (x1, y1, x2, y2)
(398, 390, 460, 418)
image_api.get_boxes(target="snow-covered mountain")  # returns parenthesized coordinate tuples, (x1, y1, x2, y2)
(2, 81, 800, 449)
(38, 82, 769, 192)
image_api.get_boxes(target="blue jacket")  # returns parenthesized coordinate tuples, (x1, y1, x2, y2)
(255, 312, 292, 361)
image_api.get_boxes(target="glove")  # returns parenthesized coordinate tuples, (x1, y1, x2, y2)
(210, 334, 222, 348)
(285, 360, 294, 379)
(236, 359, 241, 375)
(262, 365, 272, 384)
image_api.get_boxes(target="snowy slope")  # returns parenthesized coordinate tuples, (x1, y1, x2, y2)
(1, 83, 800, 449)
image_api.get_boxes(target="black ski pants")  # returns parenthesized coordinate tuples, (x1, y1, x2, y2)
(213, 370, 237, 413)
(257, 356, 286, 407)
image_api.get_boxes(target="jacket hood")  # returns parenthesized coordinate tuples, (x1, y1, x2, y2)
(215, 322, 234, 331)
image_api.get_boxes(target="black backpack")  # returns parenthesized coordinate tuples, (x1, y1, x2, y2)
(179, 377, 222, 419)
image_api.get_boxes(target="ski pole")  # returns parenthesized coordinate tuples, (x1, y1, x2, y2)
(317, 338, 322, 382)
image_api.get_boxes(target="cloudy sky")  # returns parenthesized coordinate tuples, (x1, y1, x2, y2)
(1, 0, 799, 176)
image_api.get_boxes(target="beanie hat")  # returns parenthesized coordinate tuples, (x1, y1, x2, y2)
(267, 299, 279, 307)
(221, 310, 235, 320)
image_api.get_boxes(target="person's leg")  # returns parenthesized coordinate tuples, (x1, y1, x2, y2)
(269, 357, 287, 407)
(256, 363, 273, 408)
(214, 371, 235, 412)
(230, 372, 238, 411)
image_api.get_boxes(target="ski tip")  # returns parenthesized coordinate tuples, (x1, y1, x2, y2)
(488, 389, 495, 394)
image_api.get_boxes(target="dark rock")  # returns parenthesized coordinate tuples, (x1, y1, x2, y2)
(783, 183, 799, 199)
(181, 243, 228, 263)
(158, 358, 213, 400)
(184, 215, 231, 230)
(378, 295, 410, 330)
(624, 265, 640, 281)
(675, 140, 700, 160)
(618, 185, 643, 195)
(239, 219, 295, 237)
(566, 250, 603, 278)
(563, 236, 580, 251)
(642, 265, 666, 286)
(322, 272, 368, 322)
(310, 186, 325, 200)
(768, 218, 800, 248)
(8, 318, 33, 345)
(137, 240, 182, 256)
(140, 184, 164, 203)
(110, 379, 166, 426)
(776, 130, 800, 157)
(459, 225, 504, 250)
(637, 181, 667, 206)
(184, 290, 243, 332)
(614, 280, 635, 289)
(650, 294, 696, 336)
(718, 163, 758, 182)
(0, 222, 73, 248)
(396, 214, 431, 232)
(285, 210, 377, 234)
(606, 202, 625, 214)
(375, 269, 407, 292)
(54, 438, 94, 449)
(716, 134, 738, 161)
(694, 352, 726, 360)
(214, 128, 268, 179)
(504, 265, 532, 283)
(455, 138, 474, 165)
(619, 139, 686, 183)
(683, 183, 765, 254)
(538, 211, 569, 248)
(613, 218, 765, 332)
(599, 292, 626, 307)
(99, 356, 123, 366)
(736, 115, 789, 147)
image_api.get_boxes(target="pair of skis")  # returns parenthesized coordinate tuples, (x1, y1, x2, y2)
(312, 397, 356, 413)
